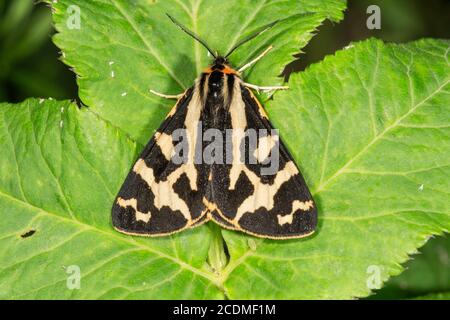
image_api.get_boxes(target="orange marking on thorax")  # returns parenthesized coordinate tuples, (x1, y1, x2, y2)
(203, 65, 240, 76)
(222, 66, 240, 75)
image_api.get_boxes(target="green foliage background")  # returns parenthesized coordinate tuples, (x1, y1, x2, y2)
(0, 0, 449, 299)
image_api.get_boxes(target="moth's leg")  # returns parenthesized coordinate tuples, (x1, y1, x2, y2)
(238, 46, 273, 73)
(149, 89, 184, 99)
(243, 82, 289, 93)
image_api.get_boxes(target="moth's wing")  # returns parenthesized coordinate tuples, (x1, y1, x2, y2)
(112, 88, 210, 236)
(210, 84, 317, 239)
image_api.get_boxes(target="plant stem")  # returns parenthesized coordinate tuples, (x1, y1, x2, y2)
(207, 222, 228, 274)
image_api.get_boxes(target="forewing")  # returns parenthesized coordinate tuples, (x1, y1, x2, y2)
(210, 83, 317, 239)
(112, 88, 210, 236)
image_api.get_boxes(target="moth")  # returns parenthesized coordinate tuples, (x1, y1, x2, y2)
(112, 14, 317, 239)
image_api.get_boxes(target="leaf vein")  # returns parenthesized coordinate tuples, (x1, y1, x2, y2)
(314, 78, 450, 194)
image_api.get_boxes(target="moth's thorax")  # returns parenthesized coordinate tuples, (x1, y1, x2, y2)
(208, 70, 225, 98)
(199, 61, 241, 109)
(196, 61, 241, 129)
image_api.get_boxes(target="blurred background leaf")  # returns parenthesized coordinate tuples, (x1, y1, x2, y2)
(287, 0, 450, 74)
(0, 0, 448, 299)
(0, 0, 77, 101)
(370, 235, 450, 299)
(2, 0, 449, 103)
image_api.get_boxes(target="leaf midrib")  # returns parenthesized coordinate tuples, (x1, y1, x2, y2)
(220, 76, 450, 290)
(224, 0, 268, 55)
(111, 0, 186, 89)
(314, 78, 450, 194)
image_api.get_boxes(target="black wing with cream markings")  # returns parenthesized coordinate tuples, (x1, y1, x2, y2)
(113, 12, 317, 239)
(209, 80, 317, 239)
(112, 87, 210, 236)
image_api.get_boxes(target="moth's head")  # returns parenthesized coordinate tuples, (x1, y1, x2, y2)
(166, 13, 279, 66)
(205, 56, 238, 75)
(211, 56, 231, 69)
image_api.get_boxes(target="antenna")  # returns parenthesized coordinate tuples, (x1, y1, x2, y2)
(225, 19, 279, 58)
(166, 14, 217, 58)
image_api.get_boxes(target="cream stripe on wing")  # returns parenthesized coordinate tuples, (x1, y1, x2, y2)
(228, 78, 247, 189)
(277, 200, 314, 226)
(133, 159, 191, 222)
(254, 135, 278, 163)
(183, 80, 203, 191)
(116, 197, 151, 223)
(233, 162, 310, 222)
(155, 132, 174, 160)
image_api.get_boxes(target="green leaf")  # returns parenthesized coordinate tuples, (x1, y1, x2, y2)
(0, 0, 33, 37)
(372, 234, 450, 299)
(221, 38, 449, 299)
(1, 1, 449, 300)
(0, 99, 222, 299)
(50, 0, 346, 144)
(2, 38, 449, 299)
(413, 292, 450, 300)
